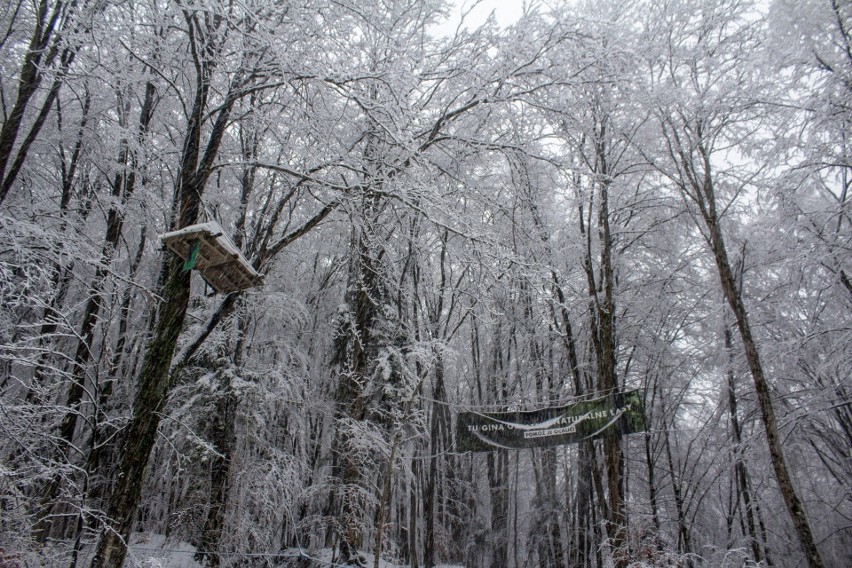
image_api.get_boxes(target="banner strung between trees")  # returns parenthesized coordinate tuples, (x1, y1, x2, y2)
(456, 390, 646, 451)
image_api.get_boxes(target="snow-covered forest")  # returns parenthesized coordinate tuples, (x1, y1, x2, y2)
(1, 0, 849, 567)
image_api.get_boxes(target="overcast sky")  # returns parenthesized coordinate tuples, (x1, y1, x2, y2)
(440, 0, 527, 32)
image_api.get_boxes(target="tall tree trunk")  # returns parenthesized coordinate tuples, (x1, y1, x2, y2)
(487, 448, 509, 568)
(89, 255, 192, 568)
(408, 450, 420, 568)
(568, 443, 595, 568)
(34, 82, 157, 542)
(194, 388, 237, 568)
(90, 16, 236, 562)
(597, 179, 627, 568)
(692, 141, 825, 568)
(373, 431, 401, 568)
(644, 379, 662, 537)
(581, 164, 627, 567)
(725, 326, 769, 565)
(549, 274, 595, 568)
(484, 323, 510, 568)
(423, 374, 446, 568)
(663, 421, 692, 561)
(0, 0, 73, 205)
(537, 447, 565, 568)
(332, 218, 381, 566)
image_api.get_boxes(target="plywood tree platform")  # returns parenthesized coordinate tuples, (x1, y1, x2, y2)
(160, 221, 261, 293)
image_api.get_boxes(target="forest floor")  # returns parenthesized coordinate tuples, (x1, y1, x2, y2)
(100, 533, 464, 568)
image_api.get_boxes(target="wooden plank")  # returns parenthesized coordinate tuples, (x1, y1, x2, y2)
(159, 222, 261, 293)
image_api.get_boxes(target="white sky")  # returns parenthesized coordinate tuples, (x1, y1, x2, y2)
(441, 0, 527, 31)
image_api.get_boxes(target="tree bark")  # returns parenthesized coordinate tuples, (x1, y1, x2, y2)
(487, 448, 509, 568)
(90, 13, 235, 564)
(89, 256, 192, 568)
(663, 420, 692, 560)
(424, 353, 450, 567)
(34, 82, 157, 542)
(708, 214, 824, 568)
(676, 139, 825, 568)
(581, 162, 627, 566)
(0, 0, 82, 207)
(725, 326, 770, 565)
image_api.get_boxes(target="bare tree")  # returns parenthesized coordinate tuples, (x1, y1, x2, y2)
(643, 1, 826, 565)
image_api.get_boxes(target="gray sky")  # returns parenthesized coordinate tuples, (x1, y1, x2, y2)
(444, 0, 526, 31)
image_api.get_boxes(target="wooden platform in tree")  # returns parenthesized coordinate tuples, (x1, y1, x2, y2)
(159, 221, 261, 293)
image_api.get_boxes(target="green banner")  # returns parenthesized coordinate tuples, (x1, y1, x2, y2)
(456, 390, 646, 452)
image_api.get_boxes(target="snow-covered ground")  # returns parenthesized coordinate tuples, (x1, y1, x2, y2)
(122, 534, 200, 568)
(119, 533, 463, 568)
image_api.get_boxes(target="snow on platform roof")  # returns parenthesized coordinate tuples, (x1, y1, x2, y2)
(159, 221, 261, 293)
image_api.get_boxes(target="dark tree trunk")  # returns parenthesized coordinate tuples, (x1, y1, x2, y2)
(663, 422, 692, 560)
(487, 449, 509, 568)
(581, 159, 627, 567)
(725, 326, 770, 565)
(571, 442, 595, 568)
(195, 390, 237, 567)
(424, 357, 449, 567)
(89, 257, 192, 568)
(90, 13, 236, 563)
(332, 220, 381, 566)
(34, 82, 157, 541)
(644, 380, 662, 537)
(0, 47, 76, 203)
(690, 141, 825, 568)
(536, 447, 565, 568)
(0, 0, 69, 205)
(408, 451, 419, 568)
